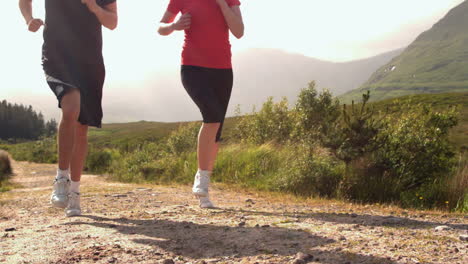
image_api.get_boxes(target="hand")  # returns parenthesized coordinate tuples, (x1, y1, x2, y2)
(81, 0, 100, 13)
(172, 13, 191, 31)
(27, 18, 44, 33)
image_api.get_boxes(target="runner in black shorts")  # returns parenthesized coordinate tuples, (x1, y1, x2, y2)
(19, 0, 118, 217)
(159, 0, 244, 208)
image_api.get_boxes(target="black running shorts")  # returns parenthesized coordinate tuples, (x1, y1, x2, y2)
(44, 60, 105, 128)
(181, 65, 233, 142)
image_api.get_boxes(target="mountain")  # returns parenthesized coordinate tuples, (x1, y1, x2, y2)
(340, 0, 468, 103)
(232, 48, 403, 112)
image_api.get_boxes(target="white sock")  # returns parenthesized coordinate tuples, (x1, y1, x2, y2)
(198, 169, 212, 177)
(70, 180, 80, 193)
(56, 168, 70, 180)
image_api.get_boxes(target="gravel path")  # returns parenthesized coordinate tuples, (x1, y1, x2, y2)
(0, 161, 467, 264)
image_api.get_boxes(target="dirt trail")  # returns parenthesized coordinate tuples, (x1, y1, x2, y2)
(0, 161, 467, 264)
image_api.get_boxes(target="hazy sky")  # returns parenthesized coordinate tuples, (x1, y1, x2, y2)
(0, 0, 464, 122)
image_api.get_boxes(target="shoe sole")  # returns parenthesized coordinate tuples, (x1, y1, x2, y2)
(66, 210, 82, 217)
(50, 199, 68, 209)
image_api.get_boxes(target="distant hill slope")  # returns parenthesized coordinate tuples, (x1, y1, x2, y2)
(232, 48, 403, 111)
(340, 0, 468, 103)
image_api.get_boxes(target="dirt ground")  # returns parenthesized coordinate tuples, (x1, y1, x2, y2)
(0, 160, 467, 264)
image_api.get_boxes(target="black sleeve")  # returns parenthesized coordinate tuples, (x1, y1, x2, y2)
(98, 0, 116, 7)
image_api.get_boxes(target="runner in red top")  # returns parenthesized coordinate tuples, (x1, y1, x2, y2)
(158, 0, 244, 208)
(166, 0, 241, 69)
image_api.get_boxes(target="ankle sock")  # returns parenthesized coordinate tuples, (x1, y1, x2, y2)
(70, 180, 80, 193)
(56, 168, 70, 180)
(197, 169, 212, 177)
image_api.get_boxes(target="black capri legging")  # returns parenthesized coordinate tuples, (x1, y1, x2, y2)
(181, 65, 233, 142)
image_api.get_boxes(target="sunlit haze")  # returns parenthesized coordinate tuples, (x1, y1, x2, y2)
(0, 0, 464, 122)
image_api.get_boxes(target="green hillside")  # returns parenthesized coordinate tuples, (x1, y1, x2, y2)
(341, 1, 468, 103)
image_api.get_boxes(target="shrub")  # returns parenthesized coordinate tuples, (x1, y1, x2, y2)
(333, 94, 459, 205)
(166, 122, 199, 155)
(0, 150, 12, 181)
(235, 97, 294, 144)
(86, 148, 121, 174)
(275, 145, 344, 197)
(293, 82, 341, 144)
(374, 102, 458, 192)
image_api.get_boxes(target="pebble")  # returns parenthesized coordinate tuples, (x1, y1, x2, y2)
(460, 235, 468, 242)
(339, 236, 347, 241)
(435, 225, 452, 231)
(112, 194, 128, 198)
(4, 228, 16, 232)
(161, 259, 174, 264)
(294, 252, 313, 262)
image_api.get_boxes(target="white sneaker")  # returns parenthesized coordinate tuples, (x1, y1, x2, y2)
(192, 171, 210, 197)
(199, 196, 215, 209)
(66, 192, 81, 217)
(50, 177, 70, 208)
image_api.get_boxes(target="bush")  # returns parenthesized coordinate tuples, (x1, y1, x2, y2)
(293, 82, 341, 144)
(235, 97, 294, 144)
(275, 145, 344, 197)
(166, 122, 199, 155)
(0, 150, 12, 180)
(86, 148, 121, 174)
(338, 156, 399, 202)
(374, 103, 458, 192)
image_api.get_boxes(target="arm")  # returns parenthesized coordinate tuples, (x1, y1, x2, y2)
(216, 0, 244, 39)
(18, 0, 44, 32)
(81, 0, 118, 30)
(158, 11, 191, 36)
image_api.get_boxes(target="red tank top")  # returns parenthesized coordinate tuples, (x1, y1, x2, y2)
(167, 0, 241, 69)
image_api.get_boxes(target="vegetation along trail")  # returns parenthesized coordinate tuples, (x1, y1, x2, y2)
(0, 160, 467, 264)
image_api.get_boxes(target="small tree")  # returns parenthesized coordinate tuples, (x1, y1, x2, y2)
(293, 81, 341, 145)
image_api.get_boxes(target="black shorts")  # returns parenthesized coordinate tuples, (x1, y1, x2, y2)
(43, 58, 106, 128)
(181, 65, 233, 142)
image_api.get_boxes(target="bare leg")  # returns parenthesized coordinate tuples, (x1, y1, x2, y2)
(70, 123, 88, 182)
(197, 123, 221, 171)
(58, 89, 81, 171)
(207, 143, 219, 172)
